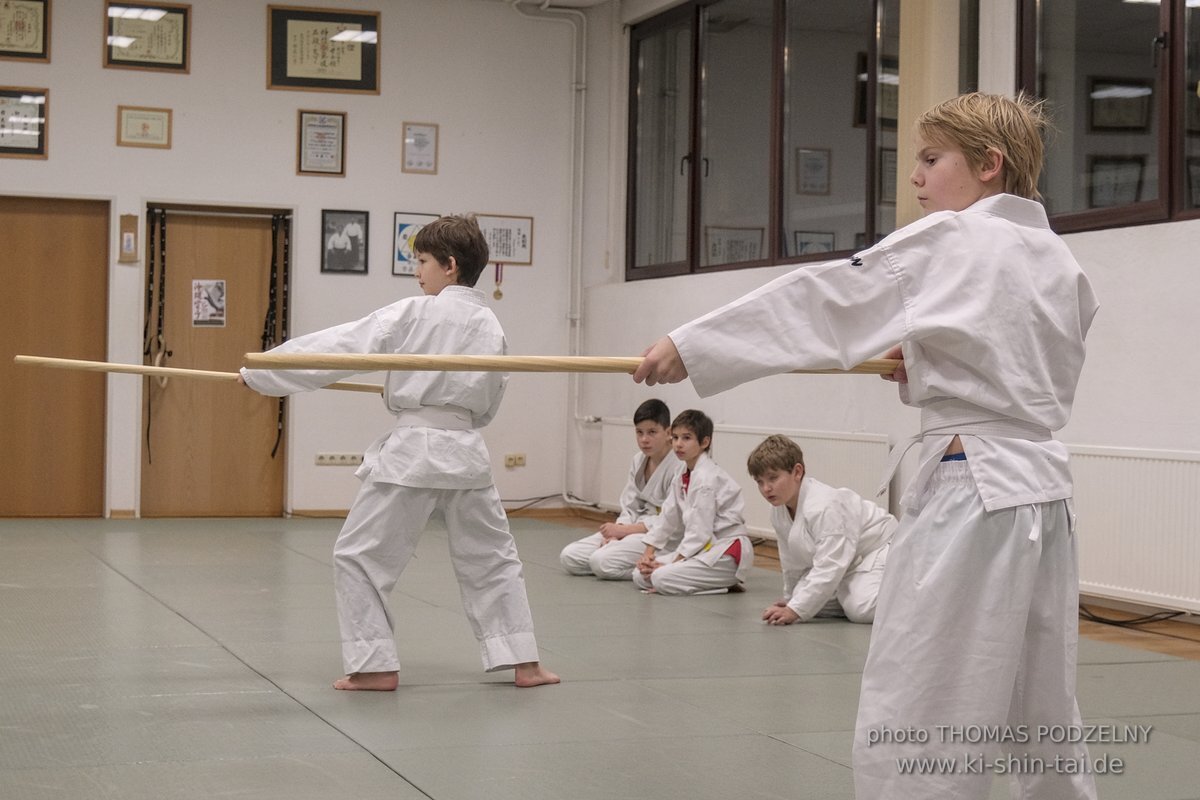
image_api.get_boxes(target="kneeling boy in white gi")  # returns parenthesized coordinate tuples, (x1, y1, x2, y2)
(634, 410, 752, 594)
(748, 434, 895, 624)
(560, 399, 684, 579)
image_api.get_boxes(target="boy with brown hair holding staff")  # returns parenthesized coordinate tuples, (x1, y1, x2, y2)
(241, 214, 558, 692)
(635, 94, 1099, 799)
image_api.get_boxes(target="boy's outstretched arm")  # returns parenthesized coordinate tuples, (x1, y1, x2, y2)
(633, 336, 688, 386)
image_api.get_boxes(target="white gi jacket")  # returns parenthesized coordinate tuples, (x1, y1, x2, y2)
(643, 452, 750, 576)
(241, 285, 507, 490)
(614, 451, 684, 527)
(670, 194, 1098, 514)
(772, 478, 896, 621)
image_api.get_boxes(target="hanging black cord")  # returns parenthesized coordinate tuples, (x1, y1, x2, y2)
(266, 215, 286, 458)
(143, 210, 170, 464)
(272, 216, 292, 458)
(142, 208, 156, 357)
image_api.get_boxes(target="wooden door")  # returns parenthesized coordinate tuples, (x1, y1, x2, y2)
(140, 211, 286, 517)
(0, 196, 108, 517)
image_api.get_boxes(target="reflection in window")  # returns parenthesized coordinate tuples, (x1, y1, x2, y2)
(1187, 4, 1200, 210)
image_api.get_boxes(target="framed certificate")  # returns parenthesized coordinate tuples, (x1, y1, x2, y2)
(117, 105, 172, 148)
(402, 122, 438, 174)
(0, 0, 50, 62)
(795, 147, 830, 195)
(104, 2, 190, 73)
(476, 214, 533, 265)
(267, 6, 380, 94)
(0, 87, 48, 159)
(297, 110, 346, 176)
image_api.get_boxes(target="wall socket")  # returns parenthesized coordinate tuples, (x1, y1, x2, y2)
(315, 452, 364, 467)
(504, 453, 526, 468)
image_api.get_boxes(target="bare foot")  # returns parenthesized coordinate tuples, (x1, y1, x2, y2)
(513, 662, 560, 688)
(332, 671, 399, 691)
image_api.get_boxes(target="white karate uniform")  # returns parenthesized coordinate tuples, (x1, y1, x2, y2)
(772, 477, 896, 623)
(560, 451, 684, 579)
(241, 285, 540, 674)
(634, 452, 753, 594)
(668, 194, 1099, 799)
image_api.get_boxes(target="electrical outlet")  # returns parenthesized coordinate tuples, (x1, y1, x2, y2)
(504, 453, 526, 468)
(514, 453, 526, 466)
(315, 452, 364, 466)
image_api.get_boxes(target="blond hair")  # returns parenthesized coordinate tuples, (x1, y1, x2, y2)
(747, 434, 805, 479)
(916, 92, 1048, 200)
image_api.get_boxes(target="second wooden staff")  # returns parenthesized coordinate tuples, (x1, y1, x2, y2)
(242, 352, 901, 376)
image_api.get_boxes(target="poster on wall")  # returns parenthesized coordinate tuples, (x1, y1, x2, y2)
(192, 280, 226, 327)
(393, 211, 438, 276)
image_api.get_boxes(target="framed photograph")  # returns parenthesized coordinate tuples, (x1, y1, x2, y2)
(267, 5, 380, 94)
(1187, 158, 1200, 208)
(321, 209, 368, 274)
(794, 230, 835, 256)
(795, 147, 830, 195)
(704, 226, 763, 264)
(392, 212, 439, 276)
(476, 214, 533, 265)
(104, 2, 190, 73)
(854, 52, 898, 131)
(297, 110, 346, 176)
(879, 148, 897, 205)
(0, 0, 50, 62)
(1087, 155, 1145, 208)
(402, 121, 438, 175)
(0, 86, 48, 159)
(1187, 83, 1200, 136)
(116, 105, 171, 148)
(1088, 77, 1152, 133)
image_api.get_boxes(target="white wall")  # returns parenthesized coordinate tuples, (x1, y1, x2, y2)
(1, 0, 576, 513)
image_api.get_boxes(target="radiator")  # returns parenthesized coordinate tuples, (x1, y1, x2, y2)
(597, 419, 891, 538)
(1072, 444, 1200, 614)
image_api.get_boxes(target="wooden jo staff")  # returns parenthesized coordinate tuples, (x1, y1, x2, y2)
(242, 352, 902, 376)
(12, 355, 384, 394)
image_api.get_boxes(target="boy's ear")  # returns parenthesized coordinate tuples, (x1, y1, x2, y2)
(444, 256, 460, 279)
(700, 436, 712, 451)
(979, 147, 1004, 184)
(791, 463, 805, 481)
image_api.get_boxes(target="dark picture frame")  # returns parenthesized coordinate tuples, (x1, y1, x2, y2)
(1087, 155, 1145, 208)
(268, 5, 380, 94)
(1187, 157, 1200, 208)
(103, 2, 190, 73)
(321, 209, 369, 274)
(854, 51, 898, 132)
(1087, 77, 1152, 133)
(0, 0, 50, 62)
(0, 86, 48, 159)
(297, 110, 346, 176)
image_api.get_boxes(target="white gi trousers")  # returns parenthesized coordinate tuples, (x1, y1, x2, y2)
(632, 552, 739, 594)
(854, 462, 1097, 799)
(334, 480, 539, 674)
(833, 544, 888, 623)
(560, 532, 650, 579)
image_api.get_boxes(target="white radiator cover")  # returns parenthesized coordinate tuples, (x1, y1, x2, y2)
(597, 419, 891, 538)
(1071, 444, 1200, 614)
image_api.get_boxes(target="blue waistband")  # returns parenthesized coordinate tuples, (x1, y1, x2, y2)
(940, 452, 967, 462)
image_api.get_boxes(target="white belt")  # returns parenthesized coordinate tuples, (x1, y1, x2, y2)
(876, 402, 1052, 514)
(393, 405, 473, 430)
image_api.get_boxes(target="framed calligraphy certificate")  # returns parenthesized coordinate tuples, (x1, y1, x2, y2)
(0, 86, 48, 159)
(116, 105, 172, 148)
(103, 2, 190, 73)
(267, 6, 380, 94)
(297, 110, 346, 176)
(476, 214, 534, 265)
(0, 0, 50, 62)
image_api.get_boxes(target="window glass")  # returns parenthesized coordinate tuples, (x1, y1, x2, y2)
(1186, 2, 1200, 210)
(1035, 0, 1161, 214)
(698, 0, 774, 267)
(631, 18, 693, 269)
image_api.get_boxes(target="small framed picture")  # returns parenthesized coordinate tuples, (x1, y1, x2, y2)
(703, 225, 764, 265)
(104, 2, 190, 73)
(879, 148, 897, 205)
(476, 213, 534, 264)
(393, 212, 439, 276)
(116, 105, 171, 148)
(402, 121, 438, 174)
(321, 209, 369, 274)
(1087, 155, 1145, 208)
(1186, 83, 1200, 136)
(1088, 77, 1152, 133)
(794, 231, 835, 256)
(297, 110, 346, 176)
(0, 0, 51, 62)
(854, 52, 898, 132)
(0, 86, 48, 159)
(267, 5, 380, 94)
(1187, 157, 1200, 208)
(795, 147, 830, 195)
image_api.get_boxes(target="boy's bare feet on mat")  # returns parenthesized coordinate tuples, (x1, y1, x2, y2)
(514, 662, 560, 687)
(333, 671, 399, 691)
